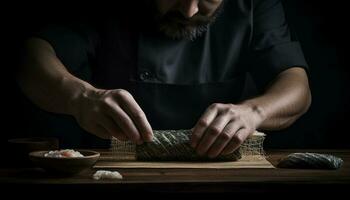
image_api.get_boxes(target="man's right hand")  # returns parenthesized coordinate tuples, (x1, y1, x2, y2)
(18, 38, 153, 144)
(72, 87, 153, 144)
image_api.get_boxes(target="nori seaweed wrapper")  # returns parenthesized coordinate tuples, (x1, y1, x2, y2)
(277, 153, 343, 170)
(136, 130, 242, 161)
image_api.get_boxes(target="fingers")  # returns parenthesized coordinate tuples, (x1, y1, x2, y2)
(195, 114, 231, 156)
(221, 128, 250, 155)
(99, 115, 128, 141)
(117, 91, 153, 142)
(77, 88, 153, 144)
(206, 121, 242, 158)
(106, 101, 143, 144)
(191, 104, 219, 148)
(92, 124, 112, 140)
(190, 103, 256, 158)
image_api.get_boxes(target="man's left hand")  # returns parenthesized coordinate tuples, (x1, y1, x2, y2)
(191, 103, 264, 158)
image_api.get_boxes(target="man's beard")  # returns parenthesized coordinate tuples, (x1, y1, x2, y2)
(151, 2, 224, 41)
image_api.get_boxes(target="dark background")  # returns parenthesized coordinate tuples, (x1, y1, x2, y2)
(1, 0, 349, 151)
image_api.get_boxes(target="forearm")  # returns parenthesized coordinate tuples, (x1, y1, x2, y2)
(16, 38, 93, 116)
(241, 67, 312, 131)
(16, 38, 153, 142)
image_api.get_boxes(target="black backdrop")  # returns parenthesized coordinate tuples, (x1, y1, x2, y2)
(1, 0, 349, 150)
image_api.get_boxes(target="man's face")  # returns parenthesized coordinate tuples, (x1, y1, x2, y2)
(153, 0, 224, 40)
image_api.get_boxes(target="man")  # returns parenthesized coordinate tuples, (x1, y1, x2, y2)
(17, 0, 311, 158)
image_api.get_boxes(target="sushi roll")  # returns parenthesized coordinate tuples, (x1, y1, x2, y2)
(277, 153, 343, 170)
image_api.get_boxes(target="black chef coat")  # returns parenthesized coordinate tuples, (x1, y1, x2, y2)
(33, 0, 308, 147)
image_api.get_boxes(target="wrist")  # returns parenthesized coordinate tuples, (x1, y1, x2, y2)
(63, 77, 98, 117)
(239, 100, 267, 130)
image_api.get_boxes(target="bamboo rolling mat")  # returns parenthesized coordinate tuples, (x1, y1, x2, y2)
(94, 151, 275, 169)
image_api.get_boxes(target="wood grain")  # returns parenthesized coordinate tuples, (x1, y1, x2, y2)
(1, 149, 349, 193)
(94, 155, 274, 169)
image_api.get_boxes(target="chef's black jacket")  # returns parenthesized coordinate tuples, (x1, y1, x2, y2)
(33, 0, 308, 147)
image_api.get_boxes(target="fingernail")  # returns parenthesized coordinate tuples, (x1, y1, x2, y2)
(147, 135, 153, 142)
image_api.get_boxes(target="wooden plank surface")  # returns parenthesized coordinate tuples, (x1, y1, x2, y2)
(1, 149, 349, 193)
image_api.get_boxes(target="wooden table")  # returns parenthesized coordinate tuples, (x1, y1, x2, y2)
(1, 149, 349, 195)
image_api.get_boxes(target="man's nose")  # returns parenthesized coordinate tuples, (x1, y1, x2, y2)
(179, 0, 199, 18)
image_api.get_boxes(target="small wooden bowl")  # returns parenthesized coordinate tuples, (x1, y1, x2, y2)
(29, 150, 100, 175)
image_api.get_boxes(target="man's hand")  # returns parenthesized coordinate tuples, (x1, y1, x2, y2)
(72, 88, 153, 144)
(191, 103, 264, 158)
(17, 38, 153, 144)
